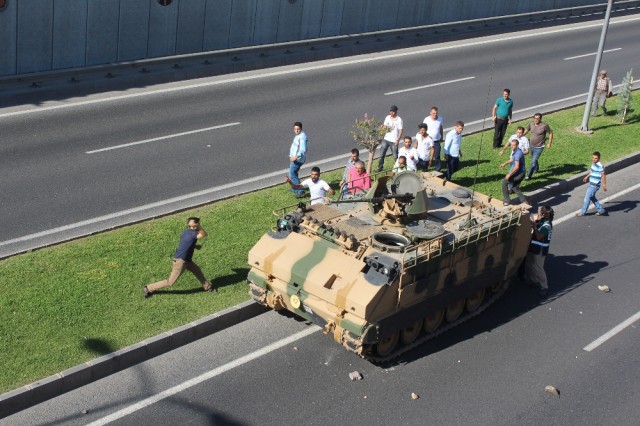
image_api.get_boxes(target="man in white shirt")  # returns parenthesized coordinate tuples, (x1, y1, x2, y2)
(397, 136, 418, 171)
(423, 106, 444, 171)
(285, 167, 335, 205)
(377, 105, 403, 172)
(500, 126, 529, 156)
(414, 123, 434, 172)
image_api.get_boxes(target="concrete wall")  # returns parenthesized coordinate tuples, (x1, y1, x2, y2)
(0, 0, 604, 76)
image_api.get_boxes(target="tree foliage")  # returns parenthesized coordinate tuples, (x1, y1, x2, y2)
(349, 114, 389, 174)
(616, 69, 634, 123)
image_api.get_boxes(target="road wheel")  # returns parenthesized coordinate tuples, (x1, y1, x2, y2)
(400, 320, 422, 345)
(445, 299, 465, 323)
(466, 289, 485, 312)
(376, 332, 399, 357)
(423, 309, 444, 333)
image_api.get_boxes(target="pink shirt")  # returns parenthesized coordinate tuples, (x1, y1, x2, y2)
(348, 168, 371, 193)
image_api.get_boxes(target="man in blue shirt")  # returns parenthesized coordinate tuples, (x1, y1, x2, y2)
(443, 121, 464, 180)
(492, 89, 513, 149)
(576, 151, 608, 216)
(499, 139, 527, 206)
(289, 121, 308, 198)
(144, 217, 214, 298)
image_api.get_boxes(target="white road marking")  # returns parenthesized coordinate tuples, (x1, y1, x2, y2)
(384, 76, 475, 95)
(563, 47, 622, 60)
(0, 151, 348, 248)
(85, 122, 240, 154)
(583, 311, 640, 352)
(86, 326, 319, 425)
(553, 180, 640, 226)
(1, 16, 638, 120)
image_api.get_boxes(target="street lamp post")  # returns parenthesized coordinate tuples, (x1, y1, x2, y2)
(578, 0, 614, 132)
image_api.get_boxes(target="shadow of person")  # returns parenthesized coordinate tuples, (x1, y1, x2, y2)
(602, 199, 639, 214)
(210, 267, 250, 291)
(83, 338, 116, 356)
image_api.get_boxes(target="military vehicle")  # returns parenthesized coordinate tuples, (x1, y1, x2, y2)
(248, 171, 531, 361)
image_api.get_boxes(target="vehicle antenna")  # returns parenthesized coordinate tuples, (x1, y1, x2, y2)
(467, 58, 495, 220)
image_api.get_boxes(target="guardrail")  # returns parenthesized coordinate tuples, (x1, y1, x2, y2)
(1, 0, 638, 87)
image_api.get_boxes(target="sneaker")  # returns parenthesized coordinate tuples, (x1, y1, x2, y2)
(503, 200, 510, 206)
(143, 286, 152, 298)
(524, 175, 530, 181)
(575, 212, 583, 217)
(596, 211, 605, 216)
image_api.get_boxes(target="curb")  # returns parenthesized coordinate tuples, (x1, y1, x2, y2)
(527, 150, 640, 203)
(0, 300, 268, 419)
(2, 150, 639, 419)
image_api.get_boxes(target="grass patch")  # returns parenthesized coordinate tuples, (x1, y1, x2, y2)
(1, 94, 639, 393)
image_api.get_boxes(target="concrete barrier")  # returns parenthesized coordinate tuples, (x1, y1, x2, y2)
(1, 0, 638, 77)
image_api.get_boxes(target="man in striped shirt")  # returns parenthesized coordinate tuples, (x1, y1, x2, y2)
(576, 151, 607, 216)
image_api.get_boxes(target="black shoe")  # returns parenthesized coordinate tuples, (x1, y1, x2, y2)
(538, 288, 548, 297)
(143, 286, 152, 298)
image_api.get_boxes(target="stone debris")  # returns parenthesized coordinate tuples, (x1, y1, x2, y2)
(545, 385, 560, 397)
(411, 392, 420, 400)
(597, 284, 611, 293)
(349, 371, 363, 381)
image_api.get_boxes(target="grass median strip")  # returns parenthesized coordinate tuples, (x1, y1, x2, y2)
(1, 93, 639, 393)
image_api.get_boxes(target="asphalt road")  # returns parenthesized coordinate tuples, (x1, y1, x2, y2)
(1, 15, 639, 257)
(5, 161, 640, 425)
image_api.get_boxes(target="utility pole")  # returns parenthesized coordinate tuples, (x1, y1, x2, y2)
(578, 0, 614, 132)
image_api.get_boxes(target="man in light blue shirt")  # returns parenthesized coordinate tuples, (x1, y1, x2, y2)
(443, 121, 464, 180)
(289, 121, 307, 197)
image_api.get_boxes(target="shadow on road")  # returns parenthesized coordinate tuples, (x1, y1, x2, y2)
(385, 253, 608, 366)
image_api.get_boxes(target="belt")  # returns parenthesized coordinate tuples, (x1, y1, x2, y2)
(496, 116, 508, 120)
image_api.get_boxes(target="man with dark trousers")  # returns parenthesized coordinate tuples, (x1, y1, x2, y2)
(492, 89, 513, 148)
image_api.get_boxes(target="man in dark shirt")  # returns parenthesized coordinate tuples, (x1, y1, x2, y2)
(144, 217, 214, 298)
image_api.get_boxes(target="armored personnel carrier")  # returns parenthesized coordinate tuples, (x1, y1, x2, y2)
(248, 171, 531, 361)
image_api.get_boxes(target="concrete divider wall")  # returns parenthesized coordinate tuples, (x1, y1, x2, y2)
(0, 0, 605, 76)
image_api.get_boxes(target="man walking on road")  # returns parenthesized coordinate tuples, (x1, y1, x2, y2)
(492, 89, 513, 148)
(423, 107, 444, 171)
(289, 122, 308, 198)
(592, 70, 612, 117)
(377, 106, 403, 172)
(144, 217, 214, 298)
(523, 113, 553, 180)
(525, 205, 554, 297)
(576, 151, 607, 216)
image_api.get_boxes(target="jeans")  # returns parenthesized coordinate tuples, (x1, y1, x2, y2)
(289, 161, 304, 196)
(445, 155, 459, 180)
(528, 146, 544, 179)
(581, 184, 605, 214)
(493, 118, 508, 148)
(377, 139, 398, 171)
(432, 141, 442, 171)
(502, 172, 526, 203)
